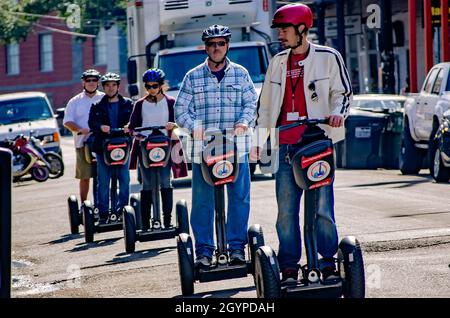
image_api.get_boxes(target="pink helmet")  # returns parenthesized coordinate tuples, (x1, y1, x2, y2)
(271, 3, 313, 29)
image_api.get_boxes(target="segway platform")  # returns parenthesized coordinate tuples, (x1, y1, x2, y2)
(197, 262, 251, 283)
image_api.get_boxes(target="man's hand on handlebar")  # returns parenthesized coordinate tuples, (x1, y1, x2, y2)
(326, 115, 344, 128)
(234, 123, 248, 136)
(101, 125, 110, 134)
(79, 128, 90, 135)
(166, 122, 177, 131)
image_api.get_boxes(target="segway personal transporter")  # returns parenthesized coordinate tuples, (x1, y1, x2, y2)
(81, 128, 133, 243)
(122, 126, 190, 253)
(67, 133, 98, 235)
(176, 129, 265, 296)
(254, 118, 365, 298)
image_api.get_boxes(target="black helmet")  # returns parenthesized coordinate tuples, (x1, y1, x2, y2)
(81, 69, 101, 80)
(201, 24, 231, 42)
(101, 72, 121, 85)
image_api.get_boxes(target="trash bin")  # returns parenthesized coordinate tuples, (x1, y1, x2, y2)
(338, 110, 386, 169)
(380, 111, 404, 169)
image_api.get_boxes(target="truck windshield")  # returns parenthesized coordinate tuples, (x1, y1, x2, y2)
(159, 46, 268, 90)
(0, 97, 53, 125)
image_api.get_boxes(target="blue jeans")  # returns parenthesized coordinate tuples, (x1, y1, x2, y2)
(96, 153, 130, 217)
(191, 157, 250, 258)
(275, 144, 338, 271)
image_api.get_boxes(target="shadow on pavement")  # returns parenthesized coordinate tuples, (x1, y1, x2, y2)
(64, 237, 122, 253)
(105, 246, 176, 265)
(41, 233, 83, 245)
(173, 285, 256, 298)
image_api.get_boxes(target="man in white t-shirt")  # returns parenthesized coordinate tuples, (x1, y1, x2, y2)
(63, 69, 105, 204)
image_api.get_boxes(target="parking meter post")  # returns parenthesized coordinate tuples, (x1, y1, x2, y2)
(0, 148, 12, 299)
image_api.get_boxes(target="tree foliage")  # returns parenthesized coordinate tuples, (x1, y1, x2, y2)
(0, 0, 127, 44)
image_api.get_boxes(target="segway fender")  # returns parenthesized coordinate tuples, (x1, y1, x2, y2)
(259, 245, 280, 278)
(339, 236, 358, 256)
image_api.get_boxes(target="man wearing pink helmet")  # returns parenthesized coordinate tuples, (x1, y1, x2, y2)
(250, 3, 352, 284)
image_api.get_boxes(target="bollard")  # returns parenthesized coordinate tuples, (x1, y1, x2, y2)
(0, 148, 12, 298)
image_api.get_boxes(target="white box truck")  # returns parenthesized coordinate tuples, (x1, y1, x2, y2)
(126, 0, 279, 99)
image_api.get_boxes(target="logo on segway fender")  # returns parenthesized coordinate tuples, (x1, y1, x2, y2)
(212, 160, 233, 179)
(110, 148, 126, 161)
(149, 147, 165, 162)
(307, 160, 330, 182)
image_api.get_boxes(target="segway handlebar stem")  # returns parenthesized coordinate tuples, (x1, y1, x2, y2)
(279, 117, 330, 132)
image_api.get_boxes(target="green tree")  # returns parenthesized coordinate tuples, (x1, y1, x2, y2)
(0, 0, 127, 44)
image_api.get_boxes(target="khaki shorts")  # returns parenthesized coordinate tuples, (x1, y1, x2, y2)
(75, 147, 94, 179)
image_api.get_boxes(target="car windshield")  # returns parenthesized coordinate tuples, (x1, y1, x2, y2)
(158, 46, 268, 90)
(0, 97, 53, 125)
(353, 99, 405, 112)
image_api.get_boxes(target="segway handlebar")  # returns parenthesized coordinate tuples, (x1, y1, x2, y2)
(133, 126, 167, 132)
(279, 117, 330, 132)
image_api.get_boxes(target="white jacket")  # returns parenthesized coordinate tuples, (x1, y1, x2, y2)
(252, 42, 353, 149)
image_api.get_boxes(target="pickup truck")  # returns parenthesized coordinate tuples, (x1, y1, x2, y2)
(400, 62, 450, 176)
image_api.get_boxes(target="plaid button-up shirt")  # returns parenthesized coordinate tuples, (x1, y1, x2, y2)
(175, 58, 258, 162)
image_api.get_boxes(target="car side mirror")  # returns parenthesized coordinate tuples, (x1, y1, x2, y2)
(127, 60, 137, 84)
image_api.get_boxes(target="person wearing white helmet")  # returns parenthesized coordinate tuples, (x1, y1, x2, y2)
(63, 69, 104, 205)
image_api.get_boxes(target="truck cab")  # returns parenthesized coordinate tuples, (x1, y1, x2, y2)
(155, 41, 269, 98)
(126, 0, 277, 98)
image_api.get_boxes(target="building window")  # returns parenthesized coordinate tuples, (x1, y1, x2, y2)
(6, 43, 20, 75)
(39, 34, 53, 72)
(94, 30, 107, 65)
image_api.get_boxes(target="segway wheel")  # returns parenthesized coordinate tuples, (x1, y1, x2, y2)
(82, 201, 95, 243)
(247, 224, 265, 276)
(338, 237, 365, 298)
(176, 200, 190, 235)
(130, 193, 142, 230)
(176, 233, 195, 296)
(254, 246, 281, 298)
(67, 195, 79, 234)
(123, 205, 136, 253)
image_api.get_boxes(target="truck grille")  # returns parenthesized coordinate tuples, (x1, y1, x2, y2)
(163, 0, 189, 10)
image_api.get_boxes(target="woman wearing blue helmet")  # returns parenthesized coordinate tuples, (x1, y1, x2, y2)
(128, 68, 188, 230)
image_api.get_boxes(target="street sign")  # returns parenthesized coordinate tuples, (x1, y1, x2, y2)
(325, 15, 362, 37)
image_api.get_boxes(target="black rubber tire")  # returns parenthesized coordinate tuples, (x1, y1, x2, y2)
(177, 234, 195, 296)
(44, 152, 64, 179)
(123, 206, 136, 253)
(339, 240, 365, 298)
(247, 224, 265, 276)
(431, 144, 450, 183)
(82, 201, 95, 243)
(176, 200, 190, 235)
(254, 247, 281, 299)
(67, 195, 79, 235)
(399, 121, 424, 175)
(130, 193, 142, 230)
(31, 166, 49, 182)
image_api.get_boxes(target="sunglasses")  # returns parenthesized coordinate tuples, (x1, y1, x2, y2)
(145, 84, 160, 89)
(84, 78, 98, 83)
(205, 41, 227, 48)
(308, 82, 319, 102)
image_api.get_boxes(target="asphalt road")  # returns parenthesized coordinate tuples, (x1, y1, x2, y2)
(10, 136, 450, 298)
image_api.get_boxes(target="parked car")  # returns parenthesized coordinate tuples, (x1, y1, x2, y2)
(431, 109, 450, 182)
(0, 92, 62, 155)
(401, 62, 450, 175)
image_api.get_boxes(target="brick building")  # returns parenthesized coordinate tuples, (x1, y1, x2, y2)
(0, 14, 128, 111)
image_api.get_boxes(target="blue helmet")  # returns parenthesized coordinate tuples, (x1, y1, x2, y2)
(142, 68, 165, 83)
